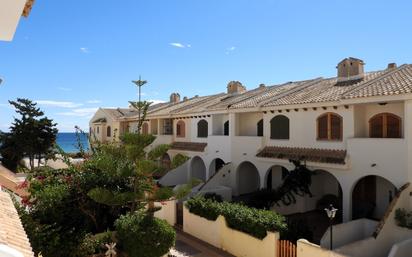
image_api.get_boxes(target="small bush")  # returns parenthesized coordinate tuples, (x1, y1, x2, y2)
(395, 208, 412, 229)
(115, 211, 176, 257)
(203, 192, 223, 202)
(185, 197, 286, 239)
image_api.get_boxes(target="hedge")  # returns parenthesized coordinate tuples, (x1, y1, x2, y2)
(185, 197, 287, 239)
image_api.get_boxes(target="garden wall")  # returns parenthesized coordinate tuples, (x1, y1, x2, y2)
(183, 206, 279, 257)
(154, 200, 176, 226)
(297, 239, 349, 257)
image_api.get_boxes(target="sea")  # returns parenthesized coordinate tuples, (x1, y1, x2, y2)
(56, 133, 90, 153)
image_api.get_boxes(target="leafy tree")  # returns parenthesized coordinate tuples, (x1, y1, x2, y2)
(0, 98, 58, 171)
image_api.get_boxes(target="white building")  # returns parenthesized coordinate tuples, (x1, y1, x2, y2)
(0, 0, 34, 41)
(90, 58, 412, 224)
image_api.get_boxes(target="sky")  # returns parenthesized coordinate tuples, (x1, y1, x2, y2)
(1, 0, 412, 132)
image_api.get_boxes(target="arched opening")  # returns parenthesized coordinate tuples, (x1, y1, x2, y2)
(317, 112, 342, 141)
(352, 175, 397, 220)
(209, 158, 225, 178)
(142, 123, 149, 135)
(369, 113, 401, 138)
(197, 119, 208, 138)
(191, 156, 206, 181)
(224, 120, 229, 136)
(257, 119, 263, 137)
(237, 161, 260, 195)
(161, 153, 171, 171)
(265, 165, 289, 190)
(270, 115, 289, 139)
(176, 120, 186, 137)
(106, 126, 111, 137)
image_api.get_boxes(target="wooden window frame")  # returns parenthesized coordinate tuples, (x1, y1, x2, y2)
(176, 120, 185, 138)
(106, 126, 111, 137)
(369, 113, 402, 138)
(316, 112, 343, 141)
(270, 115, 290, 140)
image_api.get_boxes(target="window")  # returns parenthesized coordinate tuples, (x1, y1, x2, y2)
(257, 119, 263, 137)
(369, 113, 401, 138)
(224, 120, 229, 136)
(270, 115, 289, 139)
(197, 119, 208, 138)
(97, 126, 99, 134)
(106, 126, 111, 137)
(163, 119, 173, 135)
(176, 120, 185, 137)
(142, 123, 149, 135)
(317, 113, 342, 140)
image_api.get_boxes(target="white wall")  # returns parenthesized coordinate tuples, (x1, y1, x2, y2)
(263, 106, 354, 150)
(236, 112, 263, 136)
(0, 0, 27, 41)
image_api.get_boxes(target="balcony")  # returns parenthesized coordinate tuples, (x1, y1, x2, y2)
(347, 138, 407, 179)
(232, 136, 264, 158)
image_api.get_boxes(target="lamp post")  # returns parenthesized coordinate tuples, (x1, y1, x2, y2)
(325, 204, 338, 250)
(132, 76, 147, 134)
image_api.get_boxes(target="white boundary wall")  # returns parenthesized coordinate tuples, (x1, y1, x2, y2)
(183, 206, 279, 257)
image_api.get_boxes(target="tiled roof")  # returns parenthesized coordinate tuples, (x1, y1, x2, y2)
(262, 71, 387, 107)
(170, 142, 208, 152)
(0, 191, 34, 257)
(256, 146, 347, 164)
(343, 65, 412, 99)
(22, 0, 35, 17)
(0, 166, 28, 197)
(101, 63, 412, 120)
(170, 93, 226, 115)
(230, 79, 320, 109)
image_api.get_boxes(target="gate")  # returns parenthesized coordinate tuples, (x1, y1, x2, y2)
(176, 202, 183, 228)
(277, 240, 296, 257)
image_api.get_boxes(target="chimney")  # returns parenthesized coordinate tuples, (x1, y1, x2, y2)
(337, 57, 365, 82)
(387, 63, 397, 69)
(170, 93, 180, 103)
(259, 83, 266, 88)
(183, 96, 188, 101)
(227, 81, 246, 94)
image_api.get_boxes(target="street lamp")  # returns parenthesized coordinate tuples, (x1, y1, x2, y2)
(325, 204, 338, 250)
(132, 76, 147, 134)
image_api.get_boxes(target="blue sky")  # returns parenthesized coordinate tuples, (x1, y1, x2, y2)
(1, 0, 412, 132)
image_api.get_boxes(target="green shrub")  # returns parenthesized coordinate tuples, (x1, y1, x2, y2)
(395, 208, 412, 229)
(115, 211, 176, 257)
(185, 197, 286, 239)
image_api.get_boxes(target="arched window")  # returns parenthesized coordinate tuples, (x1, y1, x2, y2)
(96, 126, 100, 134)
(176, 120, 185, 137)
(197, 119, 208, 138)
(224, 120, 229, 136)
(106, 126, 111, 137)
(369, 113, 401, 138)
(257, 119, 263, 137)
(270, 115, 289, 139)
(317, 113, 342, 140)
(142, 123, 149, 135)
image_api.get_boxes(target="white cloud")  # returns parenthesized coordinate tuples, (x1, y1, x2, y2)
(35, 100, 83, 108)
(80, 47, 90, 53)
(86, 100, 102, 104)
(57, 87, 72, 91)
(169, 42, 191, 48)
(57, 107, 99, 118)
(148, 99, 166, 105)
(225, 46, 236, 55)
(169, 43, 185, 48)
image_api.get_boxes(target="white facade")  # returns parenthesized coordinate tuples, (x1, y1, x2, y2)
(0, 0, 30, 41)
(91, 60, 412, 223)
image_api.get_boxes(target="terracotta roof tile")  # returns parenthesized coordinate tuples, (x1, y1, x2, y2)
(170, 142, 207, 152)
(256, 146, 347, 164)
(0, 191, 34, 257)
(343, 65, 412, 99)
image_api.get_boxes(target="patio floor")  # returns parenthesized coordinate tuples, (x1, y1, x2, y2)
(168, 229, 235, 257)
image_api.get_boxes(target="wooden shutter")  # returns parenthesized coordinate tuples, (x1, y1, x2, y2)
(317, 115, 328, 140)
(330, 114, 342, 140)
(386, 114, 401, 138)
(257, 119, 263, 137)
(370, 115, 384, 138)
